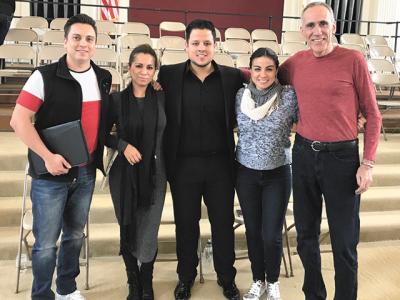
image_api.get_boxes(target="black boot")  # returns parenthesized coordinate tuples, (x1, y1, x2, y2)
(140, 260, 155, 300)
(122, 253, 142, 300)
(127, 269, 142, 300)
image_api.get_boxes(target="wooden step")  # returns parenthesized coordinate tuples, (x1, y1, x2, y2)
(1, 210, 400, 260)
(0, 106, 13, 132)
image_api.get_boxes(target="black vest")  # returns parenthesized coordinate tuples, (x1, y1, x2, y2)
(28, 55, 112, 181)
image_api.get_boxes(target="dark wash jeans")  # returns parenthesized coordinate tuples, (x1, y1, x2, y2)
(236, 162, 291, 283)
(292, 134, 360, 300)
(0, 13, 13, 46)
(30, 164, 96, 300)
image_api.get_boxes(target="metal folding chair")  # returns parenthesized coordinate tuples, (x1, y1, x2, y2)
(15, 162, 90, 293)
(233, 208, 294, 278)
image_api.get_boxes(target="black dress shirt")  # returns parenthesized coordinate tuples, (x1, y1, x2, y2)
(178, 62, 228, 157)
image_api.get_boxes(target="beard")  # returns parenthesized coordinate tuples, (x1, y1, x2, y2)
(190, 59, 212, 68)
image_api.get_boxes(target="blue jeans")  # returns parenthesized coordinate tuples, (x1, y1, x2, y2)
(30, 164, 96, 300)
(292, 134, 360, 300)
(236, 163, 291, 282)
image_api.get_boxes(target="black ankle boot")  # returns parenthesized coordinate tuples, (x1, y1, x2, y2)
(127, 270, 142, 300)
(140, 261, 154, 300)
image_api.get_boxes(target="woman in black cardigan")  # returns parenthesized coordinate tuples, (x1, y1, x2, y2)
(106, 44, 166, 300)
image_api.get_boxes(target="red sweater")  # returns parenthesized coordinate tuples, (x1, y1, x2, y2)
(279, 46, 381, 161)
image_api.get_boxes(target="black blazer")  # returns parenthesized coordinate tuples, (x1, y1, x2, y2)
(158, 60, 245, 181)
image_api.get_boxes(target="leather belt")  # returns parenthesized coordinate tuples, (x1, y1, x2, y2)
(296, 134, 358, 152)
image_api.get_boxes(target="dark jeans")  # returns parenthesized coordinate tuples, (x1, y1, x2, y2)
(0, 13, 13, 46)
(292, 134, 360, 300)
(0, 13, 13, 73)
(169, 155, 236, 284)
(236, 163, 291, 283)
(30, 165, 96, 300)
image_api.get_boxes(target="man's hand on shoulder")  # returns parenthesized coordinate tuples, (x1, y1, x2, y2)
(151, 80, 162, 91)
(44, 154, 71, 176)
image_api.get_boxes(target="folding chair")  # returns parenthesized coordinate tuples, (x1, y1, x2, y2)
(215, 28, 223, 51)
(282, 31, 306, 44)
(160, 51, 188, 66)
(37, 46, 66, 66)
(369, 45, 396, 63)
(368, 58, 400, 140)
(16, 16, 48, 30)
(251, 29, 278, 43)
(157, 36, 186, 52)
(340, 33, 365, 48)
(281, 42, 308, 55)
(96, 33, 114, 49)
(50, 18, 68, 31)
(252, 40, 281, 54)
(340, 43, 369, 57)
(159, 21, 186, 38)
(365, 35, 388, 47)
(4, 28, 38, 45)
(92, 48, 118, 70)
(15, 162, 91, 293)
(214, 53, 235, 67)
(0, 44, 37, 82)
(225, 28, 251, 42)
(104, 67, 123, 92)
(119, 35, 153, 50)
(96, 20, 117, 35)
(278, 55, 290, 64)
(41, 30, 64, 46)
(222, 40, 252, 59)
(235, 54, 251, 69)
(120, 22, 150, 37)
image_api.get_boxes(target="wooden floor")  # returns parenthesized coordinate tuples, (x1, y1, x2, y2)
(1, 241, 400, 300)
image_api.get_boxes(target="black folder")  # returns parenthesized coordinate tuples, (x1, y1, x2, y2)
(29, 120, 90, 175)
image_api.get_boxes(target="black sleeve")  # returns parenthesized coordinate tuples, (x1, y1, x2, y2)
(104, 93, 119, 149)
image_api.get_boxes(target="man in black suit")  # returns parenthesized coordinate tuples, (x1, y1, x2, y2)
(158, 19, 245, 300)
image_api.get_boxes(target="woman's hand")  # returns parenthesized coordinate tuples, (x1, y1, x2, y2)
(124, 144, 142, 165)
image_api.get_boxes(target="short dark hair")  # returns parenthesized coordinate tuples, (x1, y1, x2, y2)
(64, 14, 97, 38)
(128, 44, 158, 69)
(185, 19, 216, 42)
(249, 47, 279, 69)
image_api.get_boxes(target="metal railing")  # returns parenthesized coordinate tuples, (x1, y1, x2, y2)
(15, 0, 400, 52)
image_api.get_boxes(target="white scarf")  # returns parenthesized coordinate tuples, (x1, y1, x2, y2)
(240, 88, 278, 121)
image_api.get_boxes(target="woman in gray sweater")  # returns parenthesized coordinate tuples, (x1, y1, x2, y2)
(235, 48, 297, 300)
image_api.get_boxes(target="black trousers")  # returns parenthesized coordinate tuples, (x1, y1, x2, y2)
(170, 155, 236, 284)
(292, 134, 360, 300)
(236, 163, 291, 283)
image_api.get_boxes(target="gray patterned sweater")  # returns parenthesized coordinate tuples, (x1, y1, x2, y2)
(235, 82, 298, 170)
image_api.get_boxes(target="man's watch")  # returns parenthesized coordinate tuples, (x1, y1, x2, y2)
(361, 159, 374, 168)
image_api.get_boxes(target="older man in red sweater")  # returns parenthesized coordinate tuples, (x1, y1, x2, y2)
(279, 2, 381, 300)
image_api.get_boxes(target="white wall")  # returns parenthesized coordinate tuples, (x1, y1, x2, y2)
(80, 0, 128, 22)
(283, 0, 327, 31)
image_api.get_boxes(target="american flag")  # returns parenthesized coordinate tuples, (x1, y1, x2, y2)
(100, 0, 120, 21)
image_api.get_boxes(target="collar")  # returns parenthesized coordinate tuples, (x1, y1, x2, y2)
(55, 54, 108, 82)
